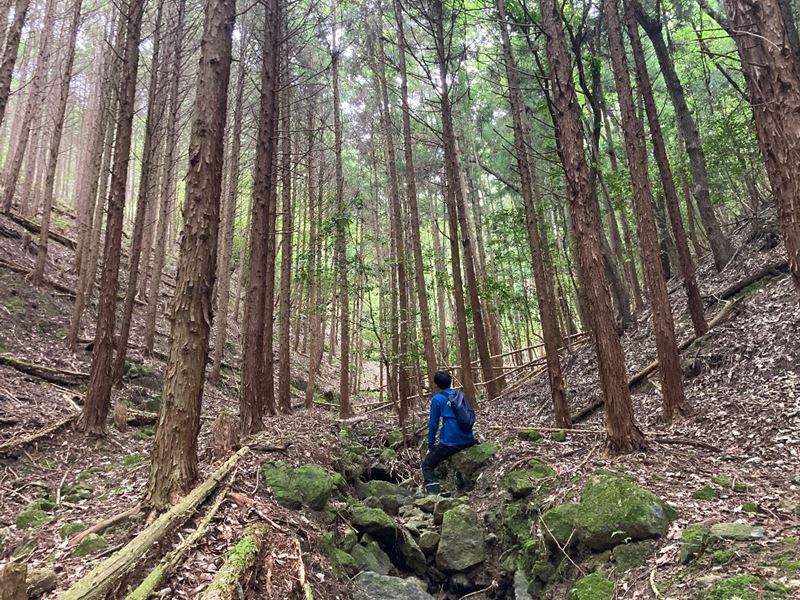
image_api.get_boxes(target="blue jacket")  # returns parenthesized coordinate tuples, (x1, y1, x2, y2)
(428, 388, 476, 448)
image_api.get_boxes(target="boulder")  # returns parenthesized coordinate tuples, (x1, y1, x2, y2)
(418, 530, 440, 555)
(541, 503, 581, 547)
(433, 497, 467, 526)
(692, 485, 718, 500)
(570, 573, 614, 600)
(15, 507, 51, 530)
(354, 571, 434, 600)
(436, 505, 486, 572)
(351, 505, 397, 538)
(60, 521, 85, 539)
(502, 460, 555, 498)
(710, 522, 766, 541)
(413, 495, 441, 513)
(514, 570, 534, 600)
(398, 528, 428, 577)
(612, 540, 656, 571)
(358, 480, 410, 500)
(680, 524, 713, 564)
(450, 442, 498, 479)
(351, 541, 393, 576)
(261, 462, 303, 509)
(574, 474, 676, 550)
(294, 464, 335, 510)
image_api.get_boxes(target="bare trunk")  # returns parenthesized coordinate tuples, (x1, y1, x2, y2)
(0, 0, 31, 128)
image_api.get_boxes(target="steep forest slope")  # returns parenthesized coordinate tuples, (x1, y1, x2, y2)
(0, 209, 797, 599)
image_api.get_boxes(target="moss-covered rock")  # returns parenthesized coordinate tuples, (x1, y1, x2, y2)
(122, 453, 147, 467)
(741, 502, 759, 513)
(570, 573, 614, 600)
(518, 429, 543, 443)
(710, 549, 735, 565)
(449, 442, 498, 479)
(351, 504, 396, 538)
(711, 476, 750, 493)
(693, 485, 719, 500)
(435, 505, 486, 572)
(399, 527, 427, 576)
(433, 497, 467, 526)
(541, 503, 581, 547)
(261, 462, 302, 509)
(73, 533, 108, 557)
(710, 522, 765, 541)
(575, 474, 676, 550)
(354, 571, 434, 600)
(503, 460, 555, 498)
(550, 431, 567, 443)
(60, 521, 85, 539)
(15, 499, 54, 530)
(680, 524, 713, 564)
(351, 540, 393, 575)
(704, 575, 761, 600)
(418, 530, 440, 555)
(358, 479, 409, 500)
(612, 540, 656, 571)
(294, 464, 334, 510)
(386, 431, 404, 447)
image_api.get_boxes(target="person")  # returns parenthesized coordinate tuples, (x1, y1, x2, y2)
(422, 370, 476, 494)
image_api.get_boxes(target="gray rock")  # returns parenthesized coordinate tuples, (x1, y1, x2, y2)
(435, 505, 486, 572)
(514, 571, 533, 600)
(710, 522, 766, 541)
(399, 528, 428, 577)
(354, 571, 434, 600)
(351, 541, 393, 576)
(351, 505, 397, 538)
(418, 530, 440, 555)
(433, 497, 467, 526)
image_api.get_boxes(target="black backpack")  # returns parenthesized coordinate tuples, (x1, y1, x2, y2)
(446, 390, 476, 432)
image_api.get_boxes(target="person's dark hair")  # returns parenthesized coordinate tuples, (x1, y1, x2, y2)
(433, 370, 452, 390)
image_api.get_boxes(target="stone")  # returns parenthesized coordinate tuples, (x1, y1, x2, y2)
(680, 524, 713, 564)
(450, 442, 498, 479)
(448, 573, 475, 594)
(550, 431, 567, 443)
(541, 503, 581, 547)
(433, 497, 467, 526)
(379, 495, 401, 516)
(25, 567, 57, 597)
(503, 460, 555, 498)
(710, 522, 766, 541)
(261, 462, 302, 509)
(574, 474, 676, 550)
(399, 528, 428, 576)
(514, 570, 534, 600)
(363, 496, 383, 509)
(354, 571, 434, 600)
(15, 507, 51, 530)
(0, 563, 26, 600)
(339, 528, 358, 552)
(418, 530, 440, 555)
(359, 480, 410, 500)
(351, 505, 397, 538)
(693, 485, 719, 500)
(704, 575, 762, 600)
(351, 541, 393, 576)
(612, 540, 656, 571)
(413, 495, 441, 513)
(570, 573, 614, 600)
(329, 547, 358, 577)
(73, 533, 108, 557)
(60, 521, 85, 539)
(741, 502, 759, 514)
(711, 476, 750, 493)
(294, 464, 334, 510)
(436, 505, 486, 572)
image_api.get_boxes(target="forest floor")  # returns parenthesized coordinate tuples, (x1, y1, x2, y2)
(0, 208, 798, 599)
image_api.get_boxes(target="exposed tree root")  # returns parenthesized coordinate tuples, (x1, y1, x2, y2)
(0, 415, 76, 454)
(200, 522, 270, 600)
(0, 354, 89, 386)
(572, 300, 740, 424)
(124, 486, 230, 600)
(6, 212, 77, 249)
(61, 447, 249, 600)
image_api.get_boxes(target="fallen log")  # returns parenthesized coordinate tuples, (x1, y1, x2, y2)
(124, 487, 229, 600)
(6, 212, 77, 249)
(0, 354, 88, 386)
(0, 414, 75, 453)
(0, 222, 21, 240)
(572, 300, 741, 424)
(0, 258, 77, 297)
(61, 447, 249, 600)
(709, 259, 789, 303)
(200, 522, 270, 600)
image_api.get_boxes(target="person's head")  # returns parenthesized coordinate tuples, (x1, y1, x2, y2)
(433, 370, 452, 391)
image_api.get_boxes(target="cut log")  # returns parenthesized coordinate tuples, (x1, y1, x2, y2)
(0, 414, 76, 454)
(0, 354, 89, 386)
(6, 212, 77, 249)
(61, 447, 249, 600)
(124, 488, 229, 600)
(572, 300, 740, 423)
(200, 522, 270, 600)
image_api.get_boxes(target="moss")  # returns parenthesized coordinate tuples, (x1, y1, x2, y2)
(693, 485, 718, 500)
(777, 559, 800, 575)
(60, 521, 85, 539)
(16, 508, 51, 529)
(741, 502, 758, 513)
(122, 453, 147, 467)
(680, 524, 713, 564)
(541, 503, 581, 547)
(612, 540, 656, 571)
(73, 533, 108, 557)
(350, 504, 396, 537)
(385, 431, 404, 447)
(135, 427, 155, 440)
(570, 573, 614, 600)
(518, 428, 543, 443)
(550, 431, 567, 442)
(711, 549, 735, 565)
(711, 476, 749, 493)
(294, 464, 334, 510)
(261, 461, 302, 509)
(784, 537, 799, 545)
(449, 442, 498, 478)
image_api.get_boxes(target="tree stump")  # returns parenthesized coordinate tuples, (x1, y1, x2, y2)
(113, 402, 129, 432)
(211, 412, 239, 460)
(0, 563, 26, 600)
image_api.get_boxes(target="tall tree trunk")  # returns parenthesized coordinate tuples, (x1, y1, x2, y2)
(725, 0, 800, 296)
(240, 0, 279, 433)
(112, 0, 166, 384)
(210, 31, 247, 382)
(0, 0, 30, 128)
(76, 0, 145, 435)
(146, 0, 235, 510)
(538, 0, 644, 452)
(625, 0, 708, 336)
(602, 0, 688, 423)
(32, 0, 82, 284)
(496, 0, 570, 427)
(331, 6, 353, 419)
(304, 110, 321, 409)
(635, 3, 734, 271)
(394, 0, 438, 385)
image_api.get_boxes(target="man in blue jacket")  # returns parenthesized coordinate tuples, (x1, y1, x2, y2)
(422, 370, 476, 494)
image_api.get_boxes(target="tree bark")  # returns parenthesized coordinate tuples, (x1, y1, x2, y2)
(603, 0, 688, 422)
(538, 0, 645, 452)
(0, 0, 30, 129)
(146, 0, 236, 510)
(724, 0, 800, 297)
(77, 0, 145, 435)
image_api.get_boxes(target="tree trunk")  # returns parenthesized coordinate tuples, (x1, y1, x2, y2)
(635, 3, 734, 271)
(725, 0, 800, 297)
(304, 109, 321, 409)
(146, 0, 235, 511)
(0, 0, 30, 128)
(603, 0, 688, 422)
(496, 0, 570, 427)
(625, 1, 708, 336)
(211, 32, 247, 382)
(538, 0, 644, 452)
(77, 0, 145, 435)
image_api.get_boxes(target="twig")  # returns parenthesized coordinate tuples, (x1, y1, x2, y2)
(56, 470, 70, 506)
(68, 504, 142, 547)
(649, 569, 662, 599)
(458, 581, 496, 599)
(539, 518, 585, 576)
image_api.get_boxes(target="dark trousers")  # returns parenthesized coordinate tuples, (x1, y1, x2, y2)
(422, 442, 474, 484)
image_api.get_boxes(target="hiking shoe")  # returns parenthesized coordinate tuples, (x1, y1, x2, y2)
(424, 482, 441, 495)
